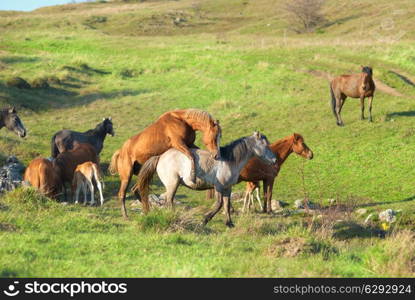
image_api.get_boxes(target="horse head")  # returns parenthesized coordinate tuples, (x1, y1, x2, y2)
(3, 107, 26, 138)
(292, 133, 313, 160)
(361, 66, 373, 77)
(251, 131, 276, 165)
(102, 117, 115, 136)
(203, 119, 221, 160)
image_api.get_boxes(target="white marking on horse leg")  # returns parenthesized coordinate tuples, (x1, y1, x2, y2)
(255, 187, 262, 211)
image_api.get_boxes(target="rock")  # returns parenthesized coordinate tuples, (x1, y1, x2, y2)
(379, 209, 397, 223)
(0, 156, 25, 193)
(356, 208, 367, 215)
(294, 199, 316, 209)
(6, 77, 31, 89)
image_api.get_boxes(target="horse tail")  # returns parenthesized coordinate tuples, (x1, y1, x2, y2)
(330, 83, 337, 116)
(132, 156, 160, 214)
(109, 149, 120, 175)
(51, 133, 59, 158)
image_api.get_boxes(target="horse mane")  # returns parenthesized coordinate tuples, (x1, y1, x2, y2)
(219, 136, 253, 163)
(183, 109, 214, 126)
(361, 66, 373, 77)
(83, 120, 106, 136)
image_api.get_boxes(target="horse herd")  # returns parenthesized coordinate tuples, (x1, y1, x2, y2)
(1, 66, 375, 227)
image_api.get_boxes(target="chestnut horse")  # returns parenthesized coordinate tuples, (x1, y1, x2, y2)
(54, 143, 99, 200)
(330, 66, 376, 126)
(109, 109, 221, 218)
(207, 133, 313, 213)
(24, 158, 62, 199)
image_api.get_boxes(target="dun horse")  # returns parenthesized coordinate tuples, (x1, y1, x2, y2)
(0, 107, 26, 138)
(135, 132, 276, 227)
(109, 109, 222, 219)
(330, 66, 376, 126)
(51, 117, 114, 158)
(23, 158, 62, 198)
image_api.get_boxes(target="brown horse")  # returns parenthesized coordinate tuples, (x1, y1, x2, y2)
(109, 109, 221, 218)
(23, 158, 62, 199)
(54, 143, 99, 200)
(207, 133, 313, 213)
(330, 66, 376, 126)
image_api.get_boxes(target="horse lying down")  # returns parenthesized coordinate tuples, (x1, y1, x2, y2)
(72, 161, 105, 206)
(135, 132, 277, 227)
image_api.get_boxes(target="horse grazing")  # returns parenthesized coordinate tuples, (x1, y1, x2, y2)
(0, 107, 26, 138)
(51, 117, 114, 158)
(239, 133, 313, 213)
(109, 108, 222, 219)
(54, 143, 99, 200)
(72, 162, 105, 206)
(23, 158, 62, 198)
(135, 132, 276, 227)
(330, 66, 376, 126)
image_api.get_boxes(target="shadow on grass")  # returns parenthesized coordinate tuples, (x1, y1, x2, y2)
(386, 111, 415, 120)
(333, 221, 385, 240)
(0, 56, 40, 65)
(0, 82, 150, 111)
(389, 70, 415, 87)
(357, 195, 415, 208)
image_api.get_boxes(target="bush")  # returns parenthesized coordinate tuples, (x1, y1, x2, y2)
(283, 0, 326, 33)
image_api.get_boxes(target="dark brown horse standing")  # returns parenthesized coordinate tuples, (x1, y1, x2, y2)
(109, 109, 221, 218)
(54, 143, 99, 200)
(330, 66, 376, 126)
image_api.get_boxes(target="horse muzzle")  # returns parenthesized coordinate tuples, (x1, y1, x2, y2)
(307, 151, 314, 160)
(17, 129, 26, 138)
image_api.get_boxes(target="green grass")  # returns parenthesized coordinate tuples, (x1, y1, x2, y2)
(0, 0, 414, 277)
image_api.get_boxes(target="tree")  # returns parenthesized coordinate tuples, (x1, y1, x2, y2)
(283, 0, 326, 33)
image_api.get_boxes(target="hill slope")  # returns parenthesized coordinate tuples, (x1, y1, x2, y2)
(0, 0, 414, 277)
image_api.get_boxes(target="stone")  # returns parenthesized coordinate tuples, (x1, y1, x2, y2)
(271, 199, 283, 211)
(356, 208, 367, 215)
(379, 209, 397, 223)
(0, 156, 25, 193)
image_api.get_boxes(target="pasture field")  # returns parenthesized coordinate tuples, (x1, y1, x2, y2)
(0, 0, 414, 277)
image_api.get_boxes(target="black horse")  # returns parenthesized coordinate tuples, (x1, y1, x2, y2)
(51, 117, 114, 158)
(0, 107, 26, 138)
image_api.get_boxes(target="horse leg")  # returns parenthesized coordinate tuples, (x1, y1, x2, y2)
(368, 96, 374, 122)
(222, 190, 234, 228)
(165, 180, 179, 209)
(242, 190, 249, 213)
(82, 182, 87, 205)
(118, 168, 133, 219)
(96, 178, 104, 206)
(335, 96, 346, 126)
(203, 189, 223, 225)
(255, 185, 263, 211)
(262, 180, 267, 213)
(264, 180, 273, 213)
(360, 96, 365, 120)
(88, 180, 95, 206)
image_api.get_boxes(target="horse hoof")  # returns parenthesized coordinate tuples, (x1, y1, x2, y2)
(226, 221, 234, 228)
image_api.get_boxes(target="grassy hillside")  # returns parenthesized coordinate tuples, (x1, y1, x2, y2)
(0, 0, 414, 277)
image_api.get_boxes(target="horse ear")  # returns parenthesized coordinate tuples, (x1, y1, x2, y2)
(102, 117, 106, 121)
(109, 116, 112, 121)
(214, 119, 220, 126)
(9, 107, 16, 114)
(253, 131, 260, 138)
(293, 133, 301, 141)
